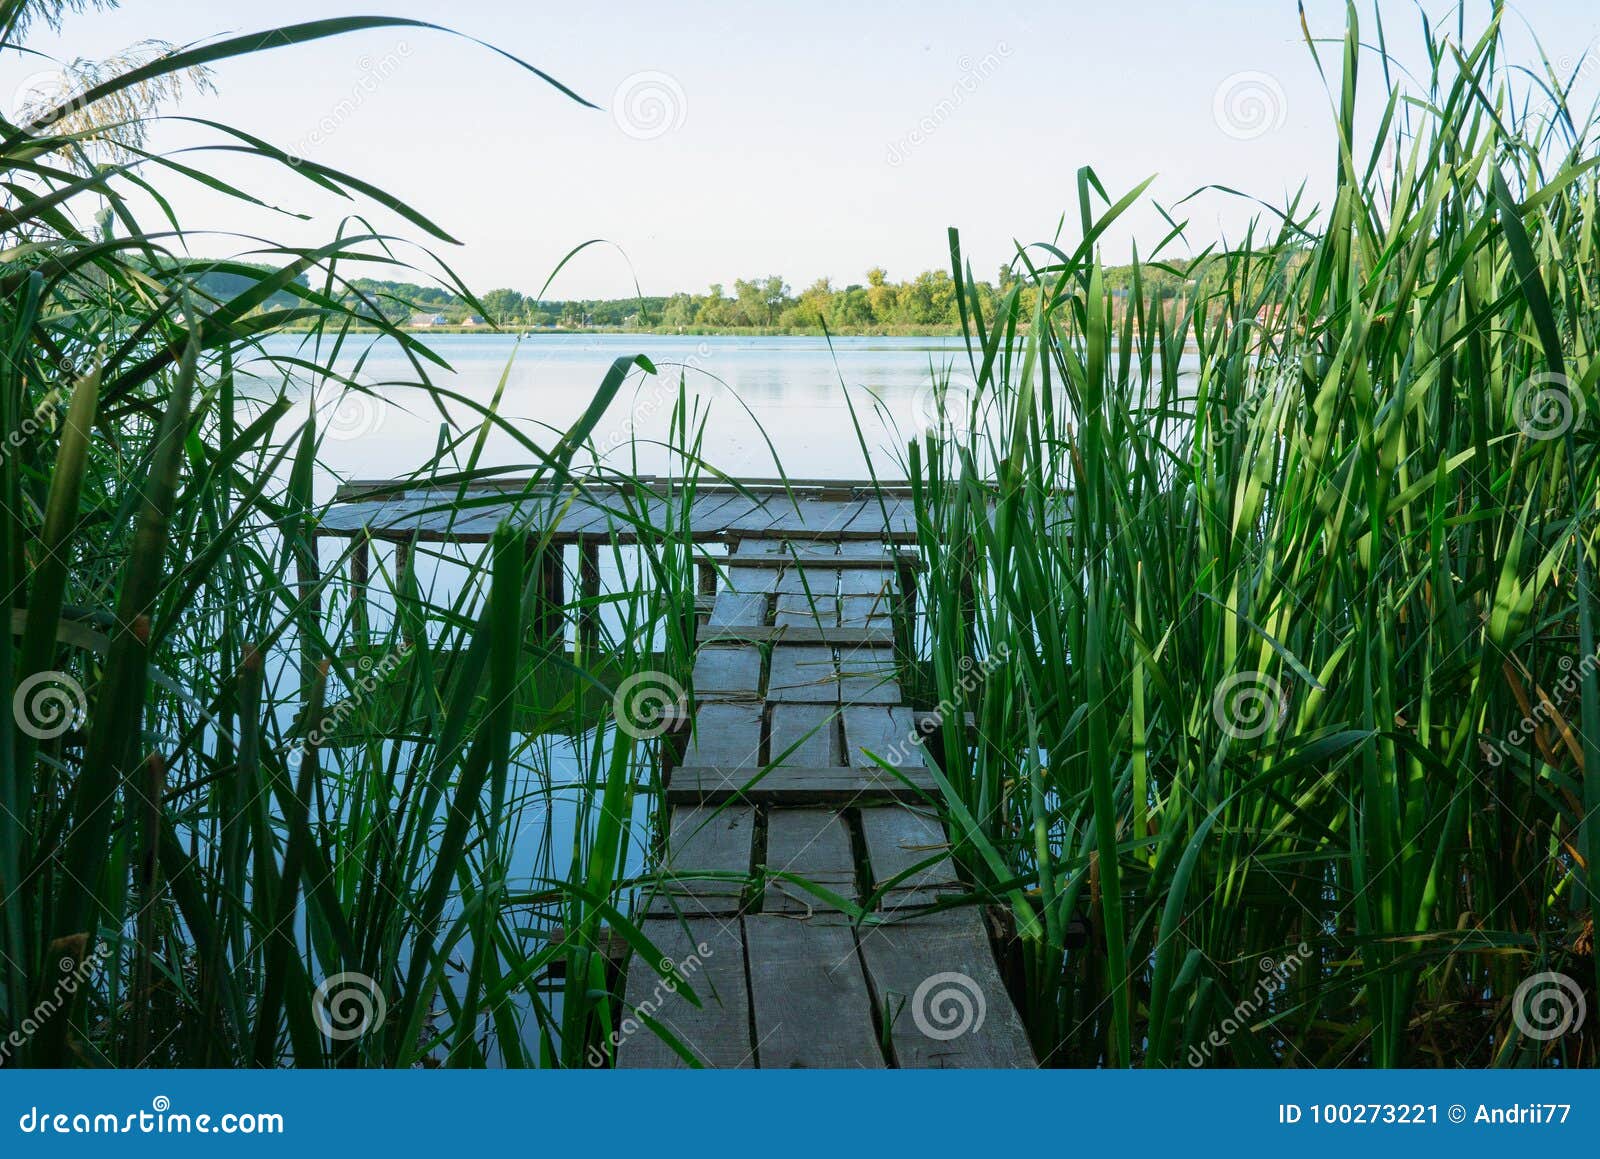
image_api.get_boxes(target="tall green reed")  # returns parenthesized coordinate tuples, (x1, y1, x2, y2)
(1, 3, 705, 1067)
(900, 2, 1598, 1067)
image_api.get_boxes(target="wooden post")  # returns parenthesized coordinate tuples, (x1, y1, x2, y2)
(896, 551, 918, 647)
(298, 531, 322, 697)
(395, 534, 414, 648)
(351, 534, 370, 650)
(528, 539, 566, 655)
(579, 539, 601, 654)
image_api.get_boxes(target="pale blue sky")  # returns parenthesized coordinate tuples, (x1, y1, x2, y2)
(11, 0, 1600, 297)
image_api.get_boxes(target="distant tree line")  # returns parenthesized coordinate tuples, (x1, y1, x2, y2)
(199, 260, 1235, 332)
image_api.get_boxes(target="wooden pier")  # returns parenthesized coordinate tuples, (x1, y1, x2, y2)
(317, 478, 1035, 1069)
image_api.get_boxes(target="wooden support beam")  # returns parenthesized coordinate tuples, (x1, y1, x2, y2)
(692, 551, 920, 570)
(526, 539, 566, 652)
(666, 765, 937, 805)
(699, 625, 894, 646)
(350, 534, 369, 649)
(578, 540, 600, 653)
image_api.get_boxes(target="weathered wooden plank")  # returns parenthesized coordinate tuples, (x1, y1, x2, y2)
(774, 592, 838, 627)
(743, 916, 885, 1068)
(680, 703, 763, 768)
(723, 566, 781, 595)
(766, 644, 837, 703)
(729, 498, 869, 538)
(859, 805, 961, 906)
(767, 703, 839, 766)
(699, 625, 892, 646)
(665, 804, 755, 881)
(838, 567, 893, 597)
(690, 644, 763, 699)
(644, 890, 746, 918)
(763, 809, 857, 913)
(844, 497, 917, 538)
(667, 765, 936, 805)
(838, 593, 894, 630)
(701, 494, 761, 531)
(616, 918, 752, 1069)
(841, 705, 921, 768)
(320, 481, 932, 544)
(697, 553, 907, 569)
(707, 589, 768, 627)
(836, 646, 900, 705)
(856, 907, 1034, 1068)
(776, 567, 838, 597)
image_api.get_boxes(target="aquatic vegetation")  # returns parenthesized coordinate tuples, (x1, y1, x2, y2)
(0, 5, 704, 1067)
(900, 2, 1599, 1066)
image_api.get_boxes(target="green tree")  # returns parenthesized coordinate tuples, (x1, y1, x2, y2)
(480, 287, 525, 324)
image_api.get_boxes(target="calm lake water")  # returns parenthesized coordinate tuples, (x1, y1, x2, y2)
(256, 332, 980, 494)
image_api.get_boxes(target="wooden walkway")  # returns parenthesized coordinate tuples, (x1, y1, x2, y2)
(315, 478, 1034, 1068)
(617, 533, 1033, 1068)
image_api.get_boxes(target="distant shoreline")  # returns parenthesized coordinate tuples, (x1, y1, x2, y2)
(275, 325, 969, 338)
